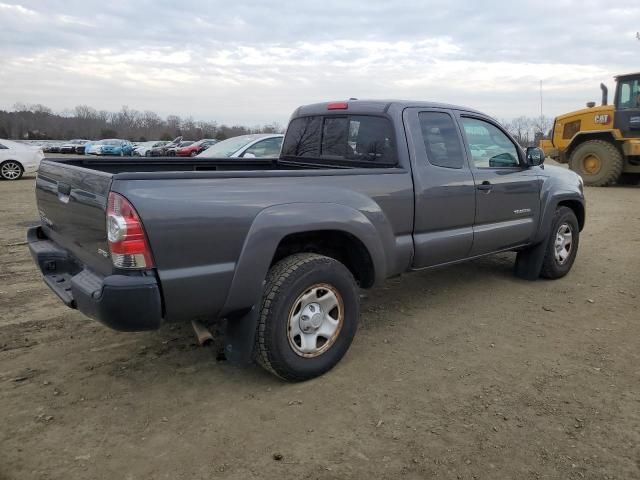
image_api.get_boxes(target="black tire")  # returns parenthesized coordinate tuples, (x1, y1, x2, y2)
(569, 140, 623, 187)
(540, 206, 580, 279)
(255, 253, 360, 381)
(0, 160, 24, 181)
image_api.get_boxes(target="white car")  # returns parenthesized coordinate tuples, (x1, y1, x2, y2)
(133, 141, 167, 157)
(196, 134, 283, 159)
(0, 139, 45, 180)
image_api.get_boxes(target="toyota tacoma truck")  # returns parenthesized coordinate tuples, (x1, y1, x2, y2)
(28, 100, 585, 381)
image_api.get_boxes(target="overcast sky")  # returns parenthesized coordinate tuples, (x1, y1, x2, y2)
(1, 0, 638, 125)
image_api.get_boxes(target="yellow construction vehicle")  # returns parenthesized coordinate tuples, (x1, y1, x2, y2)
(540, 72, 640, 186)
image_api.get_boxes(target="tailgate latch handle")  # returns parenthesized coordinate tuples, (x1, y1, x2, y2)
(57, 183, 71, 203)
(58, 183, 71, 195)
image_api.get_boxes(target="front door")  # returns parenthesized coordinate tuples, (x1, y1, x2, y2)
(457, 116, 542, 256)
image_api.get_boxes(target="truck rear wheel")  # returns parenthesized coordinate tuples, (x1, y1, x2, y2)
(256, 253, 360, 381)
(569, 140, 623, 187)
(540, 206, 580, 279)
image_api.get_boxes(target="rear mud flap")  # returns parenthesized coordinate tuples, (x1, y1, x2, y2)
(223, 308, 259, 365)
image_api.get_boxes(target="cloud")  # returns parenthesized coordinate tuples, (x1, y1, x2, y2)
(1, 0, 638, 124)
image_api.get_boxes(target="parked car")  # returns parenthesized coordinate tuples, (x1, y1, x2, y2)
(76, 141, 92, 155)
(196, 134, 283, 158)
(133, 141, 167, 157)
(91, 139, 134, 156)
(176, 139, 218, 157)
(85, 142, 97, 155)
(60, 139, 89, 154)
(42, 142, 63, 153)
(0, 139, 45, 180)
(165, 141, 194, 157)
(28, 100, 585, 381)
(150, 136, 183, 156)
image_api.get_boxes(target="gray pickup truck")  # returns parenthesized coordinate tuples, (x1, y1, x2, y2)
(28, 100, 585, 381)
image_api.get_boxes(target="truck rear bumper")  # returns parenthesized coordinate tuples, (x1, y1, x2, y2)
(27, 226, 163, 331)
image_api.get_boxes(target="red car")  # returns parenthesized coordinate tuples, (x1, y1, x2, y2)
(176, 139, 218, 157)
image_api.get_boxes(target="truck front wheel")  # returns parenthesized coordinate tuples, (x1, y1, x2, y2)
(256, 253, 360, 381)
(569, 140, 623, 187)
(540, 206, 580, 279)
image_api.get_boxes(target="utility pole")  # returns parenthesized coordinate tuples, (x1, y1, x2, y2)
(539, 80, 543, 119)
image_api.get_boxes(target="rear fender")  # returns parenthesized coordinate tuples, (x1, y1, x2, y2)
(220, 202, 392, 317)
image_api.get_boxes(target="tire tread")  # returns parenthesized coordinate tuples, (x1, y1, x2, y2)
(569, 140, 623, 187)
(255, 253, 345, 381)
(540, 206, 579, 279)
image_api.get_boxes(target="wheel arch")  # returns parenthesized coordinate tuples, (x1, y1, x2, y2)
(566, 131, 622, 158)
(220, 203, 390, 317)
(535, 193, 586, 244)
(557, 199, 585, 231)
(271, 230, 376, 288)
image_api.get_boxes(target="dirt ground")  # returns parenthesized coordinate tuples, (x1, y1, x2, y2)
(0, 172, 639, 480)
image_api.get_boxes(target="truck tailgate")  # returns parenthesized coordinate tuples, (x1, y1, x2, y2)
(35, 160, 114, 276)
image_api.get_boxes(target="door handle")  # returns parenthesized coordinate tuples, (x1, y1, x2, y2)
(477, 181, 492, 191)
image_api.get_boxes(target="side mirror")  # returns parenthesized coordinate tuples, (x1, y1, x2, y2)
(243, 152, 256, 158)
(526, 147, 545, 166)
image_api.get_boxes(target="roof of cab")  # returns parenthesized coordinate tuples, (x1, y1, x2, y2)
(293, 99, 485, 117)
(614, 72, 640, 80)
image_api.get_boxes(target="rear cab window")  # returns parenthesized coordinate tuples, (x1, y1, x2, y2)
(282, 115, 397, 167)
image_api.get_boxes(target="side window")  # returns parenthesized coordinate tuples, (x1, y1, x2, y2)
(620, 82, 631, 108)
(418, 112, 464, 168)
(460, 117, 520, 168)
(243, 137, 283, 158)
(618, 80, 639, 109)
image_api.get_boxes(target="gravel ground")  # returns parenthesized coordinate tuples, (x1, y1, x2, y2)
(0, 173, 639, 480)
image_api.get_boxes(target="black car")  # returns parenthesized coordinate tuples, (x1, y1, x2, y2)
(43, 143, 62, 153)
(150, 136, 183, 156)
(60, 139, 88, 154)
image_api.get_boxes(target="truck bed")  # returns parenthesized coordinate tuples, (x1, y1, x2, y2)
(44, 156, 285, 174)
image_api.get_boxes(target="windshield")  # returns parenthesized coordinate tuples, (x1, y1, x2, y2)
(198, 135, 260, 157)
(99, 140, 121, 146)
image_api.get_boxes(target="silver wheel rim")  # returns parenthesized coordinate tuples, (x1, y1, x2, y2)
(554, 223, 573, 265)
(1, 161, 21, 180)
(287, 283, 344, 358)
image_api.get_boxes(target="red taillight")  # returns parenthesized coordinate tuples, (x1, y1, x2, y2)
(327, 101, 348, 110)
(106, 192, 154, 269)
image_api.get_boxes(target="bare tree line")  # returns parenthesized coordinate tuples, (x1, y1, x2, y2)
(0, 103, 284, 141)
(0, 102, 551, 147)
(500, 115, 553, 147)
